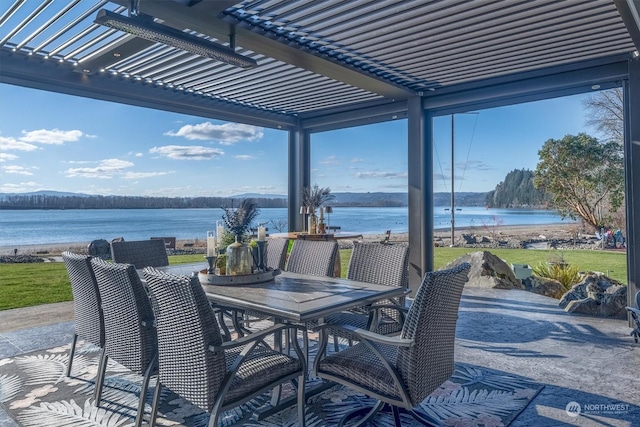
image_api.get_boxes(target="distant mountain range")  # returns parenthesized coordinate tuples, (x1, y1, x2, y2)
(0, 190, 488, 207)
(234, 191, 487, 206)
(0, 190, 92, 199)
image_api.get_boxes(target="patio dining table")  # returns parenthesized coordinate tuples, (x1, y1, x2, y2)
(140, 262, 404, 324)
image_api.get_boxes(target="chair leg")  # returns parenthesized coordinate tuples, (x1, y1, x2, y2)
(208, 398, 224, 427)
(149, 381, 162, 427)
(297, 373, 306, 427)
(93, 349, 108, 406)
(66, 333, 78, 377)
(338, 400, 385, 427)
(303, 329, 309, 373)
(216, 310, 232, 341)
(231, 311, 245, 338)
(135, 354, 157, 427)
(392, 406, 402, 427)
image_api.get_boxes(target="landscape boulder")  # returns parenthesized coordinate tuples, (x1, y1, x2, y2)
(88, 239, 111, 259)
(443, 251, 524, 289)
(559, 273, 627, 318)
(459, 233, 477, 244)
(523, 276, 565, 299)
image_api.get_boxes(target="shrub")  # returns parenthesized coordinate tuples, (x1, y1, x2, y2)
(532, 261, 581, 290)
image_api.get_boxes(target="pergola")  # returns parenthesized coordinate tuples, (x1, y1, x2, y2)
(1, 0, 639, 302)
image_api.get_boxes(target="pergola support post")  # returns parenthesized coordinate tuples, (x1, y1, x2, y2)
(288, 123, 310, 232)
(407, 96, 434, 295)
(625, 58, 640, 319)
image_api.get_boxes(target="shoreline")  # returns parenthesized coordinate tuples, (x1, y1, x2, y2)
(0, 223, 585, 255)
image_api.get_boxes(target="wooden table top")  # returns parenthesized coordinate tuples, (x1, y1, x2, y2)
(269, 232, 363, 241)
(143, 262, 404, 323)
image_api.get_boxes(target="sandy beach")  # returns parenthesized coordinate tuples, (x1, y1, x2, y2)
(0, 223, 586, 256)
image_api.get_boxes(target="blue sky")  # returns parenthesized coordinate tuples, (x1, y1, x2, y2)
(0, 83, 598, 197)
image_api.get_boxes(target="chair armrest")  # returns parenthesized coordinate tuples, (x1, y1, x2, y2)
(626, 307, 640, 317)
(314, 323, 413, 347)
(209, 323, 305, 351)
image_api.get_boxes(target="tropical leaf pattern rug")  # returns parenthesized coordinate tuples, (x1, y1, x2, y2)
(0, 341, 541, 427)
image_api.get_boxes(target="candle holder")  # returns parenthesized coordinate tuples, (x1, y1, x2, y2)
(205, 255, 217, 274)
(256, 240, 266, 271)
(325, 206, 333, 230)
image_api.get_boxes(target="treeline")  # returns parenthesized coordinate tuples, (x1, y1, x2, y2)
(0, 194, 288, 210)
(485, 169, 547, 208)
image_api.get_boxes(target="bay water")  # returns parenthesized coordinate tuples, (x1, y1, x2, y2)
(0, 207, 576, 247)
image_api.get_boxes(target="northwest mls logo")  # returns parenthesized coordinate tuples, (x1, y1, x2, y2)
(566, 401, 581, 417)
(565, 401, 630, 417)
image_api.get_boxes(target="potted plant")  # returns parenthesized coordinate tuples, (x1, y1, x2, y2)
(302, 184, 334, 234)
(221, 199, 260, 275)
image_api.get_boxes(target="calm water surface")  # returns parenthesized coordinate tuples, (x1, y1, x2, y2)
(0, 207, 575, 247)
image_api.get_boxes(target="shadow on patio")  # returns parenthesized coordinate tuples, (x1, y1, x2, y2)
(456, 288, 639, 426)
(0, 287, 638, 426)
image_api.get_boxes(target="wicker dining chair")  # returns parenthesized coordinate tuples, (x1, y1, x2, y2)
(90, 258, 157, 427)
(143, 267, 307, 427)
(626, 290, 640, 343)
(323, 241, 409, 350)
(265, 238, 289, 270)
(61, 251, 105, 377)
(313, 262, 470, 427)
(285, 239, 338, 277)
(110, 239, 169, 269)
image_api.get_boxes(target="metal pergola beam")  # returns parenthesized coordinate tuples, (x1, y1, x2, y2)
(625, 58, 640, 316)
(300, 100, 409, 133)
(288, 122, 310, 233)
(0, 49, 297, 130)
(407, 96, 433, 293)
(424, 58, 630, 115)
(615, 0, 640, 50)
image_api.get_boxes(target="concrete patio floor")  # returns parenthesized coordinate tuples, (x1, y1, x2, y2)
(1, 288, 638, 426)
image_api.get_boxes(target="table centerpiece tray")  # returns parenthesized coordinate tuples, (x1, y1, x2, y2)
(199, 268, 281, 286)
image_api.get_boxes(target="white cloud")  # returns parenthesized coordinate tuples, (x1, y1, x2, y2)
(0, 136, 38, 151)
(0, 152, 19, 162)
(355, 171, 408, 179)
(164, 122, 263, 145)
(319, 155, 340, 165)
(65, 158, 134, 178)
(65, 160, 94, 164)
(122, 171, 171, 179)
(234, 154, 256, 160)
(2, 165, 35, 175)
(149, 145, 224, 160)
(458, 160, 493, 171)
(0, 181, 39, 193)
(350, 158, 365, 163)
(20, 129, 83, 145)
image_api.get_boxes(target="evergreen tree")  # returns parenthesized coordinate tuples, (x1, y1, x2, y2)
(485, 169, 545, 208)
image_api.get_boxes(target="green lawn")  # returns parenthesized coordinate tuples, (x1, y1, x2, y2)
(0, 248, 628, 311)
(340, 248, 627, 283)
(0, 262, 73, 311)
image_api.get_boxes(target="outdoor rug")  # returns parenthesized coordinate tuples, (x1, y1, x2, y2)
(0, 342, 542, 427)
